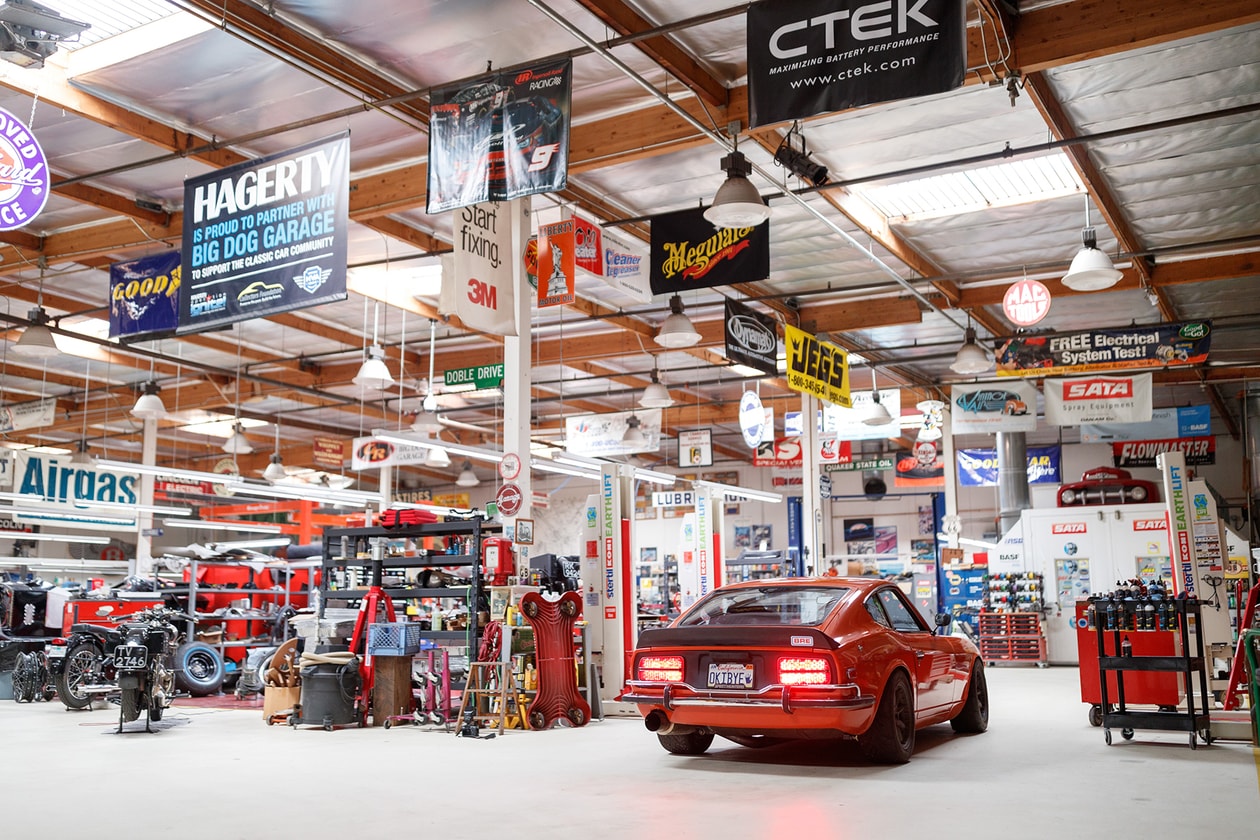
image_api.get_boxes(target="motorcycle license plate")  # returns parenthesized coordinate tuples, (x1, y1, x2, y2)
(45, 645, 66, 659)
(707, 662, 754, 689)
(115, 645, 148, 669)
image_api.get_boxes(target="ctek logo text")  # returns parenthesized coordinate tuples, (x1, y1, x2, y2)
(1064, 378, 1132, 400)
(771, 0, 940, 59)
(1052, 522, 1087, 534)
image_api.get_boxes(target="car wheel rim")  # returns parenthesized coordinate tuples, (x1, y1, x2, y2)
(976, 674, 989, 720)
(186, 651, 215, 680)
(894, 682, 913, 748)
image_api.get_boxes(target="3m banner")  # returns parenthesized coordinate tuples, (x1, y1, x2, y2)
(1044, 374, 1153, 426)
(455, 200, 518, 336)
(724, 299, 778, 376)
(951, 381, 1038, 434)
(180, 133, 349, 333)
(426, 59, 571, 213)
(746, 0, 967, 128)
(957, 446, 1062, 487)
(1080, 404, 1210, 443)
(109, 252, 181, 340)
(534, 219, 576, 307)
(573, 215, 602, 275)
(995, 321, 1211, 377)
(1112, 437, 1215, 468)
(601, 230, 651, 303)
(649, 207, 769, 294)
(784, 323, 850, 407)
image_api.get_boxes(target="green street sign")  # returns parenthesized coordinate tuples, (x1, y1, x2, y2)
(822, 456, 895, 473)
(443, 363, 505, 391)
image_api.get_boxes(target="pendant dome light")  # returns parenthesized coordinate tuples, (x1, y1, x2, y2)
(13, 306, 60, 357)
(858, 367, 893, 426)
(1062, 202, 1122, 291)
(639, 364, 674, 408)
(131, 380, 168, 420)
(622, 414, 647, 444)
(455, 459, 479, 487)
(654, 295, 701, 348)
(262, 425, 286, 482)
(222, 422, 254, 455)
(950, 325, 993, 375)
(703, 145, 771, 229)
(354, 302, 395, 389)
(68, 439, 94, 466)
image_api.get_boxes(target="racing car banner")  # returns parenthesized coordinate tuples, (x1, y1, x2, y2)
(746, 0, 967, 128)
(179, 132, 349, 334)
(1044, 373, 1153, 426)
(957, 446, 1062, 487)
(426, 59, 572, 214)
(951, 380, 1038, 434)
(1112, 437, 1215, 468)
(649, 206, 770, 294)
(109, 251, 180, 340)
(995, 320, 1211, 378)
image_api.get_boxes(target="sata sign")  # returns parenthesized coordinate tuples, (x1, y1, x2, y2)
(1045, 374, 1152, 426)
(1052, 522, 1087, 535)
(1064, 378, 1133, 400)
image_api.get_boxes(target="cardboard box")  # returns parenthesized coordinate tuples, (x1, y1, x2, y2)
(262, 685, 301, 721)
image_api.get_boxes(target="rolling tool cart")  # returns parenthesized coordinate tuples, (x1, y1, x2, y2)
(1093, 596, 1213, 749)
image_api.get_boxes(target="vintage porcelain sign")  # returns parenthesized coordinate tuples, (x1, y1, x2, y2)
(0, 107, 49, 230)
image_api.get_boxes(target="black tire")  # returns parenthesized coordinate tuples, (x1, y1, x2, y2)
(56, 642, 102, 710)
(723, 734, 789, 749)
(173, 642, 225, 696)
(120, 689, 141, 723)
(858, 670, 915, 764)
(950, 661, 989, 734)
(1088, 704, 1103, 727)
(657, 731, 714, 756)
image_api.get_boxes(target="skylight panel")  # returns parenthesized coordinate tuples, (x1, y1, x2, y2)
(36, 0, 177, 49)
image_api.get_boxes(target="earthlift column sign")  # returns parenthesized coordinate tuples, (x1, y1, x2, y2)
(0, 107, 50, 231)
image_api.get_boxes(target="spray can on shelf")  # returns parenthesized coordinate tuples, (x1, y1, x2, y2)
(1120, 635, 1133, 658)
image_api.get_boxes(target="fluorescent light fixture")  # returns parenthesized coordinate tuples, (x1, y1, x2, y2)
(693, 480, 782, 504)
(0, 506, 136, 526)
(162, 519, 285, 534)
(936, 533, 998, 551)
(727, 364, 768, 378)
(533, 461, 597, 479)
(0, 492, 189, 517)
(177, 414, 268, 438)
(633, 467, 676, 487)
(0, 530, 112, 544)
(209, 537, 293, 551)
(94, 459, 376, 508)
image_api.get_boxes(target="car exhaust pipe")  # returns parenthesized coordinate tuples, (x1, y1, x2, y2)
(644, 710, 698, 736)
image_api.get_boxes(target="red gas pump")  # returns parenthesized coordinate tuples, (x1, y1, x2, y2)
(482, 537, 514, 586)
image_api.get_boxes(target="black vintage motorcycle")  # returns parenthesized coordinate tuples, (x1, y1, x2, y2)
(109, 606, 184, 730)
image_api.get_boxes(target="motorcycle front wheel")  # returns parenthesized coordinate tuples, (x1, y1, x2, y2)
(56, 643, 102, 710)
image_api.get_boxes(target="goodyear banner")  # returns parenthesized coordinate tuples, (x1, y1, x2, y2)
(995, 320, 1211, 377)
(456, 200, 519, 336)
(109, 251, 180, 340)
(1044, 373, 1153, 426)
(426, 59, 571, 214)
(1113, 437, 1215, 469)
(957, 446, 1062, 487)
(180, 133, 349, 333)
(746, 0, 967, 128)
(649, 206, 769, 294)
(784, 323, 850, 407)
(724, 299, 778, 375)
(951, 380, 1038, 434)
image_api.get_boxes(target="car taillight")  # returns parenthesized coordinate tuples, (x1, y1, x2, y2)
(778, 657, 830, 686)
(638, 655, 684, 682)
(49, 638, 67, 646)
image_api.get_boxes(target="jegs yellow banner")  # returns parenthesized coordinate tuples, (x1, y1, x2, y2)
(784, 324, 850, 407)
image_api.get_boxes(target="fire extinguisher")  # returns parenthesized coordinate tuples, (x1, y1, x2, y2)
(482, 537, 514, 586)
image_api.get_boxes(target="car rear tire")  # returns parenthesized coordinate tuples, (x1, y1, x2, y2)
(173, 642, 225, 696)
(858, 670, 915, 764)
(950, 661, 989, 734)
(657, 731, 714, 756)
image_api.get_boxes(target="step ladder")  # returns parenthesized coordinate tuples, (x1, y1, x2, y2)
(1222, 583, 1260, 711)
(455, 661, 528, 737)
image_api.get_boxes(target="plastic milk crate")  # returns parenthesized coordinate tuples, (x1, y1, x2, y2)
(367, 622, 423, 656)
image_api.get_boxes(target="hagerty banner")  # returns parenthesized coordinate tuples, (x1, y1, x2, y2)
(784, 323, 851, 407)
(746, 0, 967, 128)
(1044, 373, 1153, 426)
(650, 206, 769, 295)
(180, 132, 349, 333)
(951, 380, 1038, 434)
(957, 446, 1062, 487)
(109, 251, 180, 340)
(724, 299, 779, 376)
(995, 320, 1211, 377)
(426, 59, 571, 214)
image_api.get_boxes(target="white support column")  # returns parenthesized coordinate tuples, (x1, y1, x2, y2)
(799, 393, 821, 573)
(940, 406, 959, 548)
(133, 417, 157, 577)
(503, 198, 533, 570)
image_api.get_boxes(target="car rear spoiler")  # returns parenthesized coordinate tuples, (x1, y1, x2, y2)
(635, 625, 838, 650)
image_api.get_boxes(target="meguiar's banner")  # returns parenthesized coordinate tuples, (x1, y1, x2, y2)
(180, 133, 349, 333)
(784, 323, 850, 407)
(746, 0, 967, 128)
(109, 251, 180, 340)
(649, 206, 769, 295)
(995, 321, 1211, 377)
(426, 59, 571, 213)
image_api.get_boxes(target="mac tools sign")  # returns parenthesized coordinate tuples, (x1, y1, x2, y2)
(180, 132, 349, 333)
(746, 0, 967, 128)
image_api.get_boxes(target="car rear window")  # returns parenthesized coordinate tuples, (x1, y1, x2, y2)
(677, 586, 851, 628)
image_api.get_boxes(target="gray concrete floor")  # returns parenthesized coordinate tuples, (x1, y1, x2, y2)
(2, 666, 1257, 839)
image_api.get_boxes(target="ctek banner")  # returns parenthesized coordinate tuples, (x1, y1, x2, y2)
(649, 206, 769, 295)
(724, 299, 779, 376)
(426, 59, 571, 214)
(180, 133, 349, 333)
(109, 251, 181, 340)
(455, 200, 518, 336)
(957, 446, 1062, 487)
(995, 320, 1211, 378)
(1044, 373, 1153, 426)
(951, 380, 1038, 434)
(746, 0, 967, 128)
(784, 323, 850, 407)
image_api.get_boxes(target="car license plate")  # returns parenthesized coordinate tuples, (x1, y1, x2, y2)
(708, 662, 754, 689)
(115, 645, 147, 669)
(45, 645, 66, 659)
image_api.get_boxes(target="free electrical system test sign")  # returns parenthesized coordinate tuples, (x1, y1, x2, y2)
(179, 133, 349, 333)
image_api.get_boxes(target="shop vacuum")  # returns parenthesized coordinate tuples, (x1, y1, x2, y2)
(292, 644, 361, 730)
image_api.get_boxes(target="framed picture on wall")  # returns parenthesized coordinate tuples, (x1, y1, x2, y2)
(514, 518, 534, 545)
